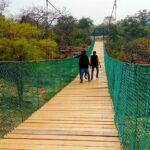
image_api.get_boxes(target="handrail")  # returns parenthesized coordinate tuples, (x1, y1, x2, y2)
(0, 40, 95, 138)
(104, 45, 150, 150)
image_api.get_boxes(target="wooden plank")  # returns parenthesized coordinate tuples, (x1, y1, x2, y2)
(26, 118, 115, 122)
(0, 139, 121, 148)
(19, 123, 116, 129)
(11, 129, 119, 137)
(0, 145, 121, 150)
(24, 120, 115, 125)
(6, 134, 120, 142)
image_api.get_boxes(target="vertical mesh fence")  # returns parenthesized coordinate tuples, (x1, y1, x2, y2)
(0, 40, 94, 138)
(104, 46, 150, 150)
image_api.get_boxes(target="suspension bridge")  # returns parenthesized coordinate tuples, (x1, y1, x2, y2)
(0, 38, 149, 150)
(0, 2, 149, 147)
(0, 0, 149, 148)
(0, 40, 121, 149)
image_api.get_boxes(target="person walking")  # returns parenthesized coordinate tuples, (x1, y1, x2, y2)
(90, 51, 101, 80)
(79, 50, 90, 83)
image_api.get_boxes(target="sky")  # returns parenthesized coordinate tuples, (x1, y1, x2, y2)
(6, 0, 150, 25)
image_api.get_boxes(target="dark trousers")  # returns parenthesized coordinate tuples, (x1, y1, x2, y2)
(91, 66, 99, 80)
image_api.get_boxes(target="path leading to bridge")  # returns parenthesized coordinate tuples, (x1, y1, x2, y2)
(0, 41, 121, 150)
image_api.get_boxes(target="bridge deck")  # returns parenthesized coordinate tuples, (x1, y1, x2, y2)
(0, 41, 121, 150)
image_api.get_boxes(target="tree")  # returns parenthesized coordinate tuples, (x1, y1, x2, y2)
(19, 6, 66, 28)
(106, 10, 150, 64)
(78, 17, 93, 35)
(0, 0, 9, 15)
(54, 15, 78, 46)
(0, 16, 57, 61)
(136, 10, 150, 25)
(103, 16, 116, 25)
(19, 6, 68, 39)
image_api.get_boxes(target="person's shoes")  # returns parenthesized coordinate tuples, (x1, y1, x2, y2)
(80, 80, 83, 83)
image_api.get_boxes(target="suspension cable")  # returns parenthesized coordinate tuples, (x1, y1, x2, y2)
(45, 0, 62, 59)
(109, 0, 117, 24)
(47, 0, 62, 15)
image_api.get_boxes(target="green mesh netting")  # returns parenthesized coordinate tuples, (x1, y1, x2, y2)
(0, 40, 94, 138)
(104, 46, 150, 150)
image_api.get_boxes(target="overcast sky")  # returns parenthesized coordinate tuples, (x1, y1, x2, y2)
(6, 0, 150, 25)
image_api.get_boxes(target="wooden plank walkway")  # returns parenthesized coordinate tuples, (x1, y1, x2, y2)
(0, 41, 121, 150)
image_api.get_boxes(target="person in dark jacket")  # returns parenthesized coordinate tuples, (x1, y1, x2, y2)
(90, 51, 101, 80)
(79, 50, 90, 83)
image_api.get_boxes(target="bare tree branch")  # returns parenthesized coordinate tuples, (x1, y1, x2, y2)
(19, 6, 67, 27)
(0, 0, 9, 14)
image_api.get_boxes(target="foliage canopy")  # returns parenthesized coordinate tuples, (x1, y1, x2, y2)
(106, 10, 150, 64)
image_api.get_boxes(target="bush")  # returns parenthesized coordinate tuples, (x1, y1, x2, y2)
(0, 16, 58, 61)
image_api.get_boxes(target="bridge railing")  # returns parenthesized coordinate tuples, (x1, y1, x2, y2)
(0, 40, 94, 138)
(104, 46, 150, 150)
